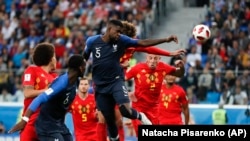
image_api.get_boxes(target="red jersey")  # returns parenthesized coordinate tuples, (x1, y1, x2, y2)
(120, 48, 135, 64)
(22, 66, 57, 126)
(158, 84, 188, 124)
(69, 94, 97, 141)
(126, 62, 176, 123)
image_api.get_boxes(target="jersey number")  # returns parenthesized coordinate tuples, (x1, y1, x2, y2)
(95, 48, 101, 58)
(82, 114, 87, 122)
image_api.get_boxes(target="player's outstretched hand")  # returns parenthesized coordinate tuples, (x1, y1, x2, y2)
(8, 120, 26, 134)
(170, 49, 186, 56)
(166, 35, 178, 44)
(174, 60, 184, 68)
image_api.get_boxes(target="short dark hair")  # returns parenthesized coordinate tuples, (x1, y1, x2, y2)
(32, 43, 55, 66)
(121, 21, 137, 38)
(68, 54, 85, 69)
(108, 19, 123, 28)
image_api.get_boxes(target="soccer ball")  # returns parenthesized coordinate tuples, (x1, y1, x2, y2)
(192, 24, 211, 43)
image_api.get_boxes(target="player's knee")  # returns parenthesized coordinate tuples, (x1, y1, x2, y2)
(116, 119, 123, 127)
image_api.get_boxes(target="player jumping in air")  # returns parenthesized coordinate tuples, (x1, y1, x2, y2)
(83, 19, 182, 141)
(96, 20, 186, 141)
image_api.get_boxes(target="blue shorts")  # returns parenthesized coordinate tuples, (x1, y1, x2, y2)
(95, 79, 130, 111)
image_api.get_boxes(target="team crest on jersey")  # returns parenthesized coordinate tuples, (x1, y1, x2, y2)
(113, 44, 117, 52)
(149, 74, 156, 81)
(24, 74, 31, 81)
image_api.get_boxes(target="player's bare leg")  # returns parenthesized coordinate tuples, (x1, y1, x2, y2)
(115, 108, 124, 141)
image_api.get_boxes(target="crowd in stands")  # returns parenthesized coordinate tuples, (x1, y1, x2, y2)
(0, 0, 156, 102)
(0, 0, 249, 106)
(177, 0, 250, 105)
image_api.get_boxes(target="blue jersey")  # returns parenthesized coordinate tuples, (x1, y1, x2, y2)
(84, 34, 138, 85)
(28, 73, 78, 134)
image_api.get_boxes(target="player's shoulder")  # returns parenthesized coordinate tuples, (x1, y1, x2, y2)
(120, 34, 130, 39)
(174, 84, 185, 92)
(24, 65, 39, 72)
(158, 61, 175, 70)
(158, 61, 169, 66)
(88, 94, 95, 99)
(119, 34, 134, 43)
(132, 62, 145, 69)
(49, 71, 58, 78)
(86, 35, 100, 42)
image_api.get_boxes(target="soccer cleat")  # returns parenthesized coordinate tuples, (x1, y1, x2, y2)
(140, 112, 152, 125)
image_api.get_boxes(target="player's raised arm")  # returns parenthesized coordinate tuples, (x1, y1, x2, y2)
(135, 47, 186, 57)
(137, 35, 178, 46)
(8, 76, 68, 133)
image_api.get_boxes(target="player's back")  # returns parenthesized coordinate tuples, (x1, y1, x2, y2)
(22, 65, 57, 125)
(35, 74, 77, 134)
(70, 94, 97, 140)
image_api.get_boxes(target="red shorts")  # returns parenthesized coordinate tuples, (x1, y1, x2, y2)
(20, 124, 39, 141)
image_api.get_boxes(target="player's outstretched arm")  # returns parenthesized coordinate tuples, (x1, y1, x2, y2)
(135, 47, 186, 57)
(8, 76, 68, 134)
(137, 35, 178, 47)
(8, 92, 49, 134)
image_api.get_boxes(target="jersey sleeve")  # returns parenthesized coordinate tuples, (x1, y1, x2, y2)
(28, 74, 69, 112)
(22, 67, 36, 86)
(125, 64, 138, 80)
(120, 35, 138, 47)
(134, 46, 170, 56)
(178, 86, 188, 104)
(84, 36, 95, 60)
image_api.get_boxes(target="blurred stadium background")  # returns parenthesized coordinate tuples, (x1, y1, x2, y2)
(0, 0, 250, 140)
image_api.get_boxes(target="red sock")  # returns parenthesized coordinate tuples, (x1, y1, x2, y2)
(118, 126, 125, 141)
(97, 123, 107, 141)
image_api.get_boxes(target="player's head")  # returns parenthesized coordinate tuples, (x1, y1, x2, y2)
(164, 74, 176, 85)
(68, 54, 86, 76)
(78, 77, 90, 94)
(121, 21, 137, 38)
(146, 54, 161, 69)
(32, 42, 56, 69)
(106, 19, 123, 41)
